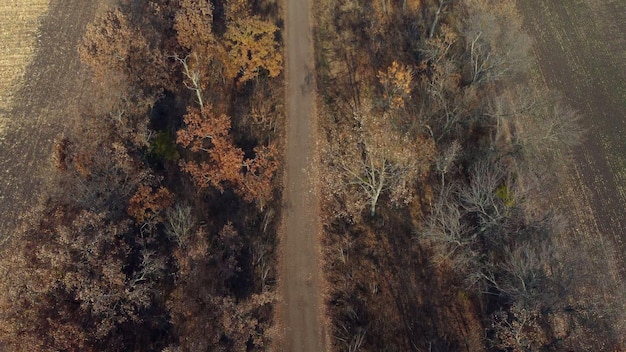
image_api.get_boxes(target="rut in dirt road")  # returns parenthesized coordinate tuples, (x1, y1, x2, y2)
(281, 0, 325, 350)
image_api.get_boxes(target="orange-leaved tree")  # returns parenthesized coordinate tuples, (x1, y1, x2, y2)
(177, 105, 244, 191)
(177, 105, 278, 208)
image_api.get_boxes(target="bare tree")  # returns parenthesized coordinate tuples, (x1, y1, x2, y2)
(172, 53, 204, 108)
(164, 204, 196, 247)
(490, 307, 541, 352)
(434, 140, 461, 190)
(459, 160, 508, 234)
(462, 0, 531, 85)
(515, 100, 583, 162)
(339, 105, 433, 216)
(429, 0, 453, 38)
(421, 183, 478, 273)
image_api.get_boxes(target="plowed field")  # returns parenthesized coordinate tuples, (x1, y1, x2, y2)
(517, 0, 626, 284)
(0, 0, 100, 242)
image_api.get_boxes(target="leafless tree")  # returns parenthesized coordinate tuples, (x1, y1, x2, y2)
(490, 307, 540, 352)
(459, 160, 508, 233)
(434, 140, 461, 190)
(428, 0, 453, 38)
(462, 0, 531, 85)
(339, 105, 433, 216)
(421, 183, 479, 273)
(172, 53, 204, 108)
(515, 100, 584, 162)
(165, 204, 196, 247)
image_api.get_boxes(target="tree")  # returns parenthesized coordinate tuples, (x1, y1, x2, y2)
(173, 0, 223, 106)
(417, 38, 479, 141)
(421, 182, 478, 274)
(177, 105, 244, 191)
(164, 204, 197, 247)
(433, 140, 461, 190)
(377, 61, 413, 110)
(461, 0, 531, 85)
(339, 104, 434, 216)
(459, 160, 510, 239)
(515, 100, 583, 162)
(242, 145, 280, 210)
(428, 0, 453, 38)
(127, 184, 174, 225)
(490, 307, 542, 352)
(174, 0, 215, 57)
(0, 209, 164, 351)
(166, 222, 275, 351)
(53, 131, 150, 213)
(172, 53, 206, 108)
(79, 7, 168, 92)
(224, 16, 283, 85)
(177, 105, 279, 208)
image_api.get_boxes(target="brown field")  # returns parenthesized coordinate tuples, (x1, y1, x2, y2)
(0, 0, 49, 129)
(0, 0, 101, 242)
(517, 0, 626, 314)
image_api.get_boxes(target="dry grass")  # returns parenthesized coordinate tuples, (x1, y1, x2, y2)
(0, 0, 50, 116)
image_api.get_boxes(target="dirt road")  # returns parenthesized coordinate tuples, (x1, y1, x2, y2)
(517, 0, 626, 279)
(280, 0, 325, 349)
(0, 0, 99, 241)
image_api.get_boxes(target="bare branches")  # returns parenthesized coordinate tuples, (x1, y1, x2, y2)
(434, 140, 461, 190)
(172, 53, 204, 108)
(460, 160, 508, 232)
(462, 0, 532, 85)
(164, 204, 196, 247)
(337, 105, 434, 216)
(429, 0, 452, 39)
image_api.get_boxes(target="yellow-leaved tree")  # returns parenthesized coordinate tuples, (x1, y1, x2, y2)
(224, 16, 283, 86)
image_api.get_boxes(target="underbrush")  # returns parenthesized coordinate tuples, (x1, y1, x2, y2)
(314, 0, 624, 350)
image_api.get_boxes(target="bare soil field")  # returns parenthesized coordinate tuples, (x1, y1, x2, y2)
(0, 0, 49, 115)
(517, 0, 626, 280)
(279, 0, 326, 349)
(0, 0, 101, 242)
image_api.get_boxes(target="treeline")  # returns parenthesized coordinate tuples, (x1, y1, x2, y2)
(0, 0, 283, 351)
(315, 0, 624, 350)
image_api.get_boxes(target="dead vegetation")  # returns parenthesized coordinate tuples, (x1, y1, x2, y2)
(0, 0, 285, 350)
(315, 0, 625, 350)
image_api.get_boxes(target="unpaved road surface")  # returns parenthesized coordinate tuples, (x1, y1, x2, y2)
(280, 0, 325, 349)
(517, 0, 626, 280)
(0, 0, 99, 241)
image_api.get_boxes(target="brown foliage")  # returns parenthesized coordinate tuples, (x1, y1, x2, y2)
(177, 105, 245, 191)
(224, 16, 283, 85)
(242, 145, 280, 209)
(167, 222, 275, 351)
(0, 208, 162, 351)
(174, 0, 215, 56)
(1, 1, 284, 351)
(177, 105, 279, 208)
(79, 7, 168, 91)
(128, 184, 174, 224)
